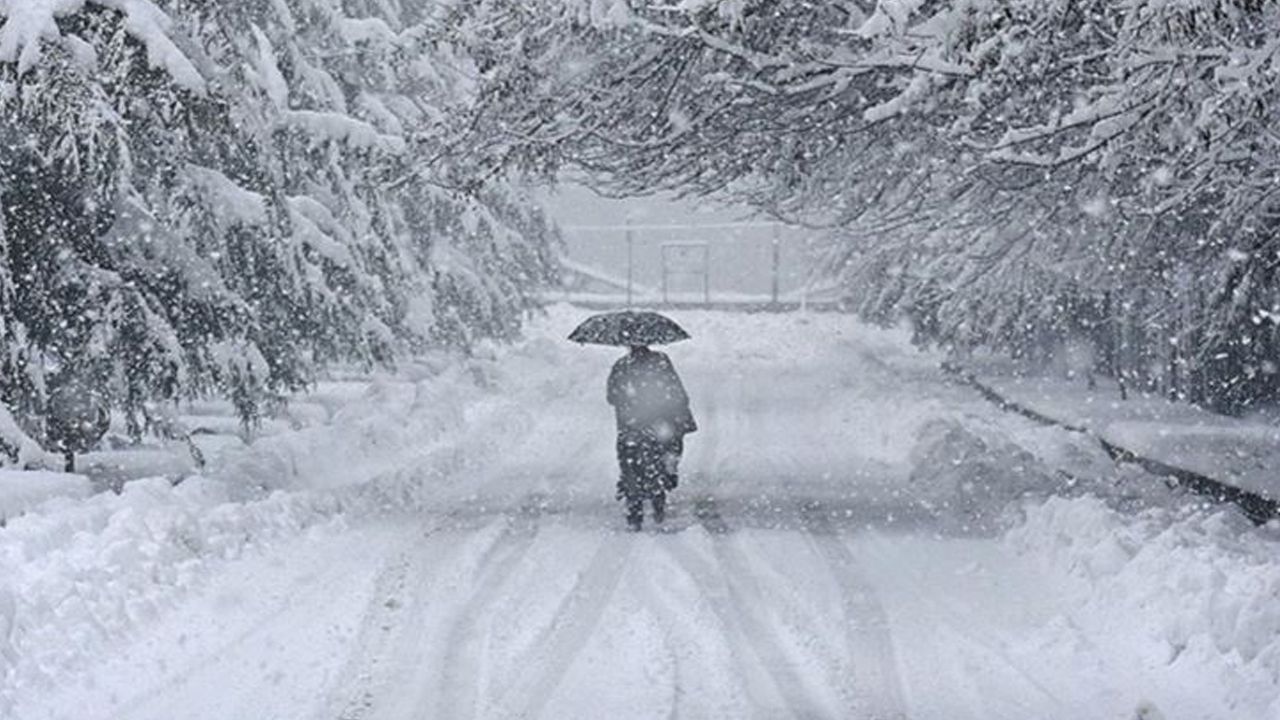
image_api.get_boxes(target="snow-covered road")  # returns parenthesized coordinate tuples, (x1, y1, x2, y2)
(9, 309, 1279, 720)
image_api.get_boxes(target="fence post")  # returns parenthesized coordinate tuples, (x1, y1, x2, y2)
(625, 219, 634, 308)
(771, 224, 781, 307)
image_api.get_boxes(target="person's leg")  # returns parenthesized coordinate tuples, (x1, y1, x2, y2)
(617, 433, 644, 529)
(637, 435, 671, 524)
(651, 491, 666, 524)
(616, 433, 634, 498)
(626, 496, 645, 531)
(662, 436, 684, 490)
(620, 433, 673, 529)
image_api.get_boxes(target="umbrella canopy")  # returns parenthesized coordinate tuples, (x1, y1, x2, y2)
(568, 310, 691, 347)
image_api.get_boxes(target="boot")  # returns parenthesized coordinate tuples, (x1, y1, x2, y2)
(652, 493, 667, 524)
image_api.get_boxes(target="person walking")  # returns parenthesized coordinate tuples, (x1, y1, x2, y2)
(568, 310, 696, 531)
(607, 344, 696, 530)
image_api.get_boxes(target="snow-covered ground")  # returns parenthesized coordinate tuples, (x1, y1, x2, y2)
(4, 307, 1279, 720)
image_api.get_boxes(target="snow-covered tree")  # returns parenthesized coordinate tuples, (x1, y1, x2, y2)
(0, 0, 558, 461)
(453, 0, 1280, 410)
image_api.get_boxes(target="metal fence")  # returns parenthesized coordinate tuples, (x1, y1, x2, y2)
(558, 221, 832, 309)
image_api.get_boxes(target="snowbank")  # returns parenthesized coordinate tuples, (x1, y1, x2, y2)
(0, 470, 91, 523)
(0, 476, 340, 708)
(973, 371, 1280, 501)
(77, 445, 200, 492)
(0, 333, 573, 713)
(907, 419, 1058, 531)
(1006, 496, 1280, 719)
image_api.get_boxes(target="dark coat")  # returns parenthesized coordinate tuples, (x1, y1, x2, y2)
(606, 347, 697, 440)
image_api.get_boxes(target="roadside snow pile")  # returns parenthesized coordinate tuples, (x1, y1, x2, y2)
(0, 334, 575, 714)
(209, 341, 574, 500)
(908, 419, 1059, 531)
(0, 471, 91, 524)
(212, 363, 473, 496)
(0, 476, 348, 709)
(1007, 496, 1280, 719)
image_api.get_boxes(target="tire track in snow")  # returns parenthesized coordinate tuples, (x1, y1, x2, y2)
(490, 532, 636, 719)
(658, 530, 781, 718)
(434, 495, 548, 720)
(108, 561, 330, 720)
(628, 542, 693, 720)
(737, 341, 910, 720)
(322, 507, 530, 720)
(671, 371, 825, 718)
(798, 501, 910, 720)
(855, 533, 1069, 717)
(663, 496, 830, 720)
(97, 527, 411, 720)
(328, 542, 417, 720)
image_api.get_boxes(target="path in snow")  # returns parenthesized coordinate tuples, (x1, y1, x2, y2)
(16, 309, 1263, 720)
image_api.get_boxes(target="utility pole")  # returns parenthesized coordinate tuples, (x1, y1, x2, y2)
(662, 249, 668, 305)
(625, 218, 634, 308)
(771, 223, 781, 308)
(703, 258, 710, 305)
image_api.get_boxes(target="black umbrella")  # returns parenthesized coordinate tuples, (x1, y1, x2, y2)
(568, 310, 690, 347)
